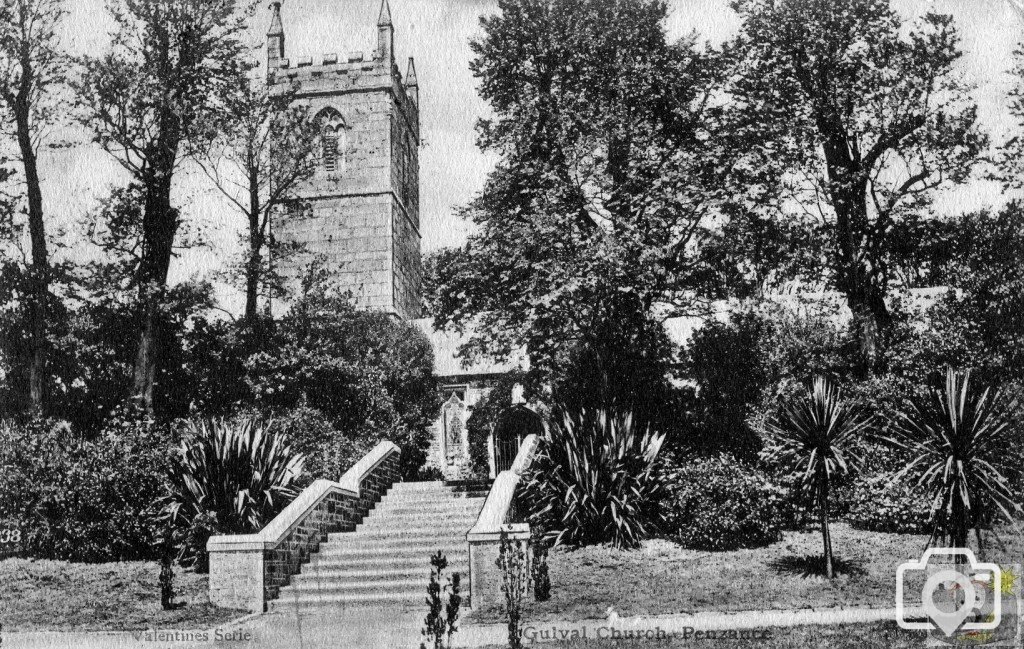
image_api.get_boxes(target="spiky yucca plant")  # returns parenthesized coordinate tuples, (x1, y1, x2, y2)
(766, 377, 869, 578)
(524, 407, 665, 550)
(160, 418, 305, 570)
(884, 368, 1022, 552)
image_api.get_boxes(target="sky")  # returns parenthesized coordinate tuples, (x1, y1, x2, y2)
(24, 0, 1024, 313)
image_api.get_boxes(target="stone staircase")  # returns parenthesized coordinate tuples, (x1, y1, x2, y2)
(271, 480, 490, 611)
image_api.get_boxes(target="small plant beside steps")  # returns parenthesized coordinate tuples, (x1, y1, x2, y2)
(420, 551, 462, 649)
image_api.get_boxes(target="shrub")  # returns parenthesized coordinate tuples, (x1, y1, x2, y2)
(523, 407, 665, 549)
(160, 418, 305, 571)
(497, 530, 528, 649)
(550, 310, 689, 449)
(269, 404, 371, 482)
(846, 476, 931, 534)
(662, 453, 784, 550)
(685, 311, 771, 459)
(690, 303, 857, 461)
(419, 551, 462, 649)
(0, 410, 173, 562)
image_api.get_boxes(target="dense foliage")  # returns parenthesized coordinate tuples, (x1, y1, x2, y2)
(160, 418, 305, 571)
(662, 453, 783, 551)
(0, 410, 173, 562)
(846, 476, 932, 535)
(464, 371, 533, 478)
(246, 288, 437, 478)
(523, 407, 665, 549)
(434, 0, 762, 383)
(728, 0, 985, 366)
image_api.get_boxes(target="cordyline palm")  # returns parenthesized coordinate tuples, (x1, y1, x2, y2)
(882, 368, 1022, 554)
(160, 418, 305, 569)
(766, 377, 869, 578)
(525, 407, 665, 550)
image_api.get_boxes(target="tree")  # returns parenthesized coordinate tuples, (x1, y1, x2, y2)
(998, 44, 1024, 188)
(244, 277, 438, 478)
(435, 0, 757, 379)
(194, 80, 320, 323)
(727, 0, 986, 369)
(0, 0, 67, 414)
(766, 377, 868, 578)
(77, 0, 254, 411)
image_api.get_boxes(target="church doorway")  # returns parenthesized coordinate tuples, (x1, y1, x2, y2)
(492, 406, 544, 474)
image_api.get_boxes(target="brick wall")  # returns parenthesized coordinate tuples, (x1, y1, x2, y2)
(263, 453, 401, 601)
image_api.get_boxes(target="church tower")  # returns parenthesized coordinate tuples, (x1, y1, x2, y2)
(268, 1, 422, 320)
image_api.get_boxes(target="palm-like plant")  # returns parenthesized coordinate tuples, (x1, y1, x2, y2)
(160, 418, 305, 570)
(766, 377, 869, 578)
(524, 407, 665, 550)
(883, 368, 1022, 553)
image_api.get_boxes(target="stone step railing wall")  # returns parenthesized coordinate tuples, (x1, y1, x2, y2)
(207, 441, 402, 612)
(466, 434, 540, 609)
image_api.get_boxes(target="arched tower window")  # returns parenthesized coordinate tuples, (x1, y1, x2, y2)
(401, 133, 415, 205)
(315, 107, 346, 173)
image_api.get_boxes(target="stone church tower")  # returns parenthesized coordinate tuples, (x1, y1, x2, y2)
(267, 1, 422, 320)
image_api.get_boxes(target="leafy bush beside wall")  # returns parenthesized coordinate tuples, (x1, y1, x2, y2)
(246, 295, 438, 479)
(464, 371, 531, 478)
(269, 404, 372, 483)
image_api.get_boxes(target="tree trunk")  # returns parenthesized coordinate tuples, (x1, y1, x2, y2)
(132, 165, 179, 413)
(245, 171, 262, 322)
(14, 56, 48, 416)
(819, 481, 834, 579)
(821, 143, 890, 374)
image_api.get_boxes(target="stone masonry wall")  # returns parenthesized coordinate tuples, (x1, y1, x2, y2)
(283, 195, 395, 311)
(272, 46, 421, 320)
(392, 200, 421, 319)
(263, 453, 401, 602)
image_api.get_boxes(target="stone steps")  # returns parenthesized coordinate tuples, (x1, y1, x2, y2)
(303, 552, 469, 571)
(270, 591, 421, 611)
(274, 480, 489, 610)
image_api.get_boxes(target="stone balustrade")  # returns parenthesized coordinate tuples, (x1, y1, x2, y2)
(207, 441, 401, 612)
(466, 434, 540, 608)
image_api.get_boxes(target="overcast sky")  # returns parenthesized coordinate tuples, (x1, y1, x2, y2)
(31, 0, 1024, 312)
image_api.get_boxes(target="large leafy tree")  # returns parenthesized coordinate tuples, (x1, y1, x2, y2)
(0, 0, 67, 414)
(435, 0, 759, 380)
(727, 0, 986, 369)
(77, 0, 254, 412)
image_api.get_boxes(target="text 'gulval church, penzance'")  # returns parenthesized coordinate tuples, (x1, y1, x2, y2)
(265, 1, 537, 480)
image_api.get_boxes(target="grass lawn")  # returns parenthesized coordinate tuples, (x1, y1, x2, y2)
(469, 523, 1024, 623)
(0, 558, 247, 632)
(477, 621, 928, 648)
